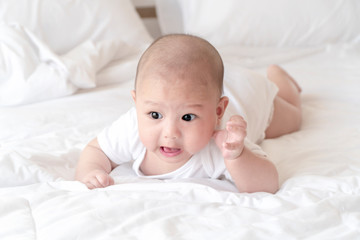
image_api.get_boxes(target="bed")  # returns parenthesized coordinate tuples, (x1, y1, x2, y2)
(1, 0, 360, 239)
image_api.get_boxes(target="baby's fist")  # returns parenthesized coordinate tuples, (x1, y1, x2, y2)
(214, 115, 247, 160)
(81, 169, 114, 189)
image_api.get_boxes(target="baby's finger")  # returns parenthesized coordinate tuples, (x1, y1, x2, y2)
(228, 115, 247, 124)
(96, 174, 113, 188)
(226, 125, 246, 135)
(226, 126, 246, 144)
(222, 142, 244, 160)
(226, 119, 247, 131)
(85, 181, 97, 190)
(223, 141, 242, 151)
(86, 176, 106, 189)
(109, 176, 114, 186)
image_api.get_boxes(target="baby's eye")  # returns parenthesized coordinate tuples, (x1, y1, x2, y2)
(149, 112, 163, 119)
(182, 114, 196, 122)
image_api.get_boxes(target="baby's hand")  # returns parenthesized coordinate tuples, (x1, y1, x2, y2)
(213, 115, 247, 160)
(81, 169, 114, 189)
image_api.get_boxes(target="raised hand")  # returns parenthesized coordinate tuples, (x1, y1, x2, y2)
(213, 115, 247, 160)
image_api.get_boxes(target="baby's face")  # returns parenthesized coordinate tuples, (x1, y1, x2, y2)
(133, 68, 227, 170)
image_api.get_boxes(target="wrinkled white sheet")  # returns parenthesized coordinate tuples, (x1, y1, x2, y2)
(0, 22, 144, 106)
(1, 44, 360, 239)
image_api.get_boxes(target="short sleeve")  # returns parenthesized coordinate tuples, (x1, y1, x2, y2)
(97, 107, 144, 164)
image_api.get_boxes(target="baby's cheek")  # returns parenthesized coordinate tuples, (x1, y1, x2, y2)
(139, 129, 157, 150)
(187, 133, 212, 153)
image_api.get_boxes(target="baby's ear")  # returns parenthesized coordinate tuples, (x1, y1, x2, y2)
(131, 90, 136, 102)
(216, 96, 229, 119)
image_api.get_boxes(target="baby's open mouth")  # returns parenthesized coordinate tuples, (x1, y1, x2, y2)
(160, 146, 182, 157)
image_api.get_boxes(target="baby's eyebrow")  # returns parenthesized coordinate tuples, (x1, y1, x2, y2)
(143, 100, 160, 106)
(143, 101, 203, 109)
(186, 103, 204, 109)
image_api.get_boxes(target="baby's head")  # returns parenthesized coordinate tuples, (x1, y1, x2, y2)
(135, 34, 224, 99)
(132, 34, 228, 171)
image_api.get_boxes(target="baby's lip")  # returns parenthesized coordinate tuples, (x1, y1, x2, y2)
(160, 146, 182, 157)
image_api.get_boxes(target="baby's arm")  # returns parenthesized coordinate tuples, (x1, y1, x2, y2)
(75, 138, 117, 189)
(214, 116, 279, 193)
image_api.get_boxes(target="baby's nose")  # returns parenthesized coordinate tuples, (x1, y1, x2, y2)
(164, 121, 180, 139)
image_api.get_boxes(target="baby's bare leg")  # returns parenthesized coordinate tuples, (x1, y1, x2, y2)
(265, 65, 302, 139)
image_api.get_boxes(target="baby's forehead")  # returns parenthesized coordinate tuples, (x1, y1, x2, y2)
(139, 60, 219, 92)
(137, 68, 220, 104)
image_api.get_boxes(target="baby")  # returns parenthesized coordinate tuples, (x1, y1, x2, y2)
(75, 34, 302, 193)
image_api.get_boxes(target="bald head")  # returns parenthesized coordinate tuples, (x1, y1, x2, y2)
(135, 34, 224, 97)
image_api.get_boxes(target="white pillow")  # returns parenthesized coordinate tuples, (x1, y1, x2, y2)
(156, 0, 360, 47)
(0, 0, 153, 54)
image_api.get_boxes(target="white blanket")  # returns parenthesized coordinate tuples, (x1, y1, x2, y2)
(1, 43, 360, 239)
(0, 22, 143, 106)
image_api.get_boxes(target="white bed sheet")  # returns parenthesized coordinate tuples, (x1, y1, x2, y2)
(1, 43, 360, 239)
